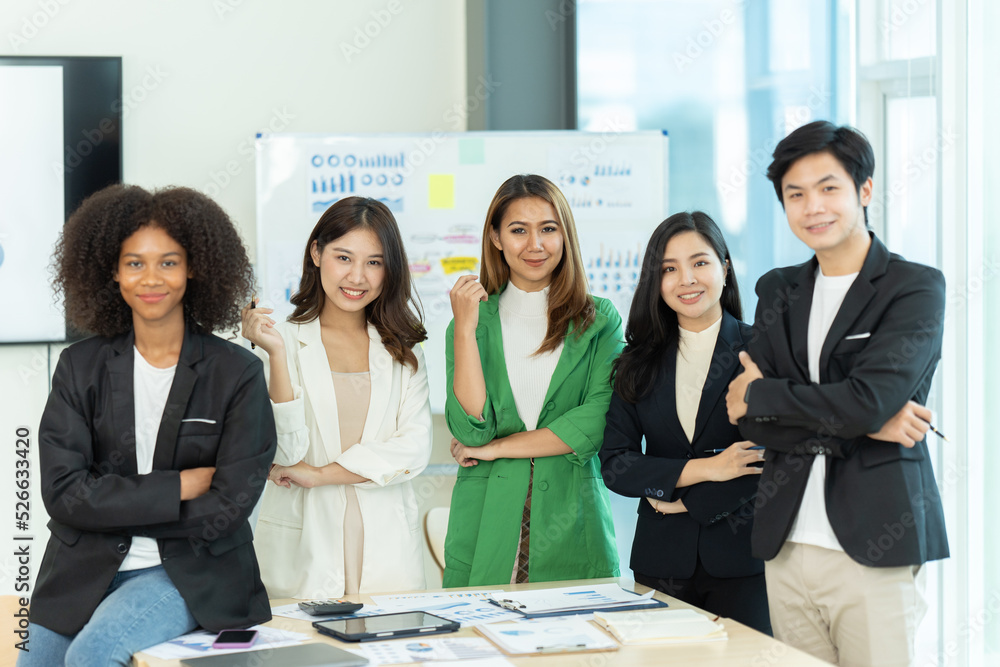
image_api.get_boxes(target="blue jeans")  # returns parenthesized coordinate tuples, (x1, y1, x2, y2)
(17, 565, 198, 667)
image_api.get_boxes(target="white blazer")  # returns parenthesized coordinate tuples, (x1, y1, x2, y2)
(253, 319, 432, 599)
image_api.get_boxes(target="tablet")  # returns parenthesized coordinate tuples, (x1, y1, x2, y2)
(312, 611, 460, 642)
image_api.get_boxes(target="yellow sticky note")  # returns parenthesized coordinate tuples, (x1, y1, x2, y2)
(441, 257, 478, 274)
(428, 174, 455, 209)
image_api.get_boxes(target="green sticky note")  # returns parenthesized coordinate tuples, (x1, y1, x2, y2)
(458, 138, 485, 165)
(428, 174, 455, 209)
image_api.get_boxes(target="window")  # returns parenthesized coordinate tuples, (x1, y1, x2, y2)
(580, 1, 993, 663)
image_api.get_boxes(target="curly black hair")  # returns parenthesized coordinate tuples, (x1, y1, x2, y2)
(52, 184, 254, 337)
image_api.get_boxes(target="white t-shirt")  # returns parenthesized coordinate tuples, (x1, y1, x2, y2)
(499, 283, 562, 431)
(786, 268, 858, 551)
(120, 347, 176, 571)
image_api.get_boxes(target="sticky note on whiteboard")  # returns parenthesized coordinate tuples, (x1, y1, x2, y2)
(428, 174, 455, 209)
(458, 138, 485, 165)
(441, 257, 478, 274)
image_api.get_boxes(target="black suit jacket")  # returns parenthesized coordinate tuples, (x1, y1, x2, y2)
(741, 234, 948, 567)
(33, 327, 277, 635)
(600, 312, 763, 580)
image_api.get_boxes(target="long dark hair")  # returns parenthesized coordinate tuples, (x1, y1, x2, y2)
(289, 197, 426, 370)
(612, 211, 742, 403)
(480, 174, 595, 354)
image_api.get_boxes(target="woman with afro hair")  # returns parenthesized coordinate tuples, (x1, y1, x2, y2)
(22, 185, 277, 667)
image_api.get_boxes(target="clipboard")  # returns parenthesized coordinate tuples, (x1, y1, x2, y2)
(485, 584, 669, 618)
(487, 597, 668, 618)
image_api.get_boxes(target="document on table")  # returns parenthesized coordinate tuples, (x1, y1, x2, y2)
(142, 625, 309, 660)
(487, 583, 658, 615)
(476, 617, 619, 655)
(370, 590, 506, 605)
(342, 637, 501, 665)
(593, 608, 727, 644)
(272, 591, 523, 627)
(366, 590, 524, 626)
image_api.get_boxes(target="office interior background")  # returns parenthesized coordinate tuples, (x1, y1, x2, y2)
(0, 1, 996, 664)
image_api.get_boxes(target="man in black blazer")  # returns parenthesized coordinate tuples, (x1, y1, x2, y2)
(33, 328, 277, 637)
(726, 121, 947, 666)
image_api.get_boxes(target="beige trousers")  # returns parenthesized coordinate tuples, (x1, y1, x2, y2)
(766, 541, 927, 667)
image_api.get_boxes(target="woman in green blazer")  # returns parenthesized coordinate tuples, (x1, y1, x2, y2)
(444, 174, 622, 587)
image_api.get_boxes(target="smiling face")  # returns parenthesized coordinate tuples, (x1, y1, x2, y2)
(490, 196, 564, 292)
(660, 230, 727, 332)
(781, 151, 873, 265)
(114, 224, 190, 330)
(311, 227, 385, 321)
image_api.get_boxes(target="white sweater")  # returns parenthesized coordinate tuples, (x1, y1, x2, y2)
(499, 283, 563, 430)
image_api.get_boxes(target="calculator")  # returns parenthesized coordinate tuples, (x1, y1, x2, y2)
(297, 599, 365, 616)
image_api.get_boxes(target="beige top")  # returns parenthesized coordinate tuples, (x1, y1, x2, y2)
(675, 317, 722, 442)
(332, 371, 371, 595)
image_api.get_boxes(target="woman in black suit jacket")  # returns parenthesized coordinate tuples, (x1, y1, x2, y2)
(600, 211, 770, 633)
(23, 185, 276, 667)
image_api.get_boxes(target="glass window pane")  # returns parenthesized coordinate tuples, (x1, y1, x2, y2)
(882, 0, 937, 60)
(883, 95, 938, 267)
(979, 2, 1000, 662)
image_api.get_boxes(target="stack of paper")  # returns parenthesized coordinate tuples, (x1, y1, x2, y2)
(477, 618, 618, 655)
(592, 609, 727, 644)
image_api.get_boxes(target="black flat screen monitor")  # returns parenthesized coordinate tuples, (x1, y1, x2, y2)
(0, 56, 122, 344)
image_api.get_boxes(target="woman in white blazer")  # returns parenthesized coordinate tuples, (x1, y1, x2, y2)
(242, 197, 432, 599)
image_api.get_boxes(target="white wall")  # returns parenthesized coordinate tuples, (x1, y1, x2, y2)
(0, 0, 466, 594)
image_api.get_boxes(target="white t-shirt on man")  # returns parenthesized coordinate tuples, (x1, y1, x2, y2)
(786, 268, 858, 551)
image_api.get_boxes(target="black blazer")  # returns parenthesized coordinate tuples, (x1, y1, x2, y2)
(32, 328, 277, 635)
(741, 234, 949, 567)
(600, 312, 763, 580)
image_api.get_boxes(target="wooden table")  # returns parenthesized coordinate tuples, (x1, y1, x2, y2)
(133, 578, 831, 666)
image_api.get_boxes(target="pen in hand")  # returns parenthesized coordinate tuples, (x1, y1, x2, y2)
(925, 422, 949, 442)
(706, 446, 764, 454)
(706, 426, 950, 452)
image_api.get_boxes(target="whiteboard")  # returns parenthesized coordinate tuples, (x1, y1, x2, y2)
(0, 65, 65, 343)
(256, 131, 669, 412)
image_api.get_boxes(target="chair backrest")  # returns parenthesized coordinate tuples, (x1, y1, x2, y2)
(423, 506, 450, 572)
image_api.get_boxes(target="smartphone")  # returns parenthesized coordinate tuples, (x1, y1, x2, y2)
(313, 611, 459, 642)
(211, 629, 259, 649)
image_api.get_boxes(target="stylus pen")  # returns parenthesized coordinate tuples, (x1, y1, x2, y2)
(706, 446, 764, 454)
(249, 293, 256, 349)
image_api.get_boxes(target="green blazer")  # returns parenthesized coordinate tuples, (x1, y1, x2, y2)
(443, 291, 623, 587)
